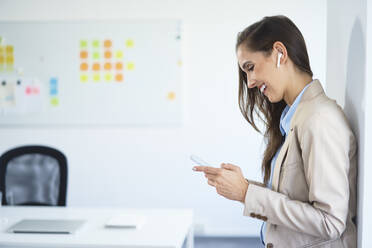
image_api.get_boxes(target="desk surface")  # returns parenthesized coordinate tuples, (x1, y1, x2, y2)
(0, 206, 193, 248)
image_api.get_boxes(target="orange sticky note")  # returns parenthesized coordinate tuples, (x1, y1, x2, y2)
(115, 62, 123, 70)
(92, 63, 100, 71)
(80, 51, 88, 59)
(104, 51, 112, 59)
(104, 62, 112, 70)
(80, 62, 88, 71)
(104, 40, 112, 48)
(115, 73, 123, 82)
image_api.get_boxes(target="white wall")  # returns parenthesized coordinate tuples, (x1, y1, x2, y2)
(0, 0, 327, 236)
(327, 0, 371, 247)
(326, 0, 366, 108)
(362, 1, 372, 246)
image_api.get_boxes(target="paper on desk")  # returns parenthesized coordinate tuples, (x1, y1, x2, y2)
(105, 214, 146, 229)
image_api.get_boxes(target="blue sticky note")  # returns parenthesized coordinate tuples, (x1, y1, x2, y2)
(50, 77, 58, 95)
(50, 77, 58, 85)
(50, 88, 58, 95)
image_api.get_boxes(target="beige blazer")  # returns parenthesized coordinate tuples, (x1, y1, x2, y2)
(244, 80, 357, 248)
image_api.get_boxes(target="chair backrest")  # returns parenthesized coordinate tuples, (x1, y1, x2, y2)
(0, 145, 67, 206)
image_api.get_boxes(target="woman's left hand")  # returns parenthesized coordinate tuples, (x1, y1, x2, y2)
(193, 163, 249, 203)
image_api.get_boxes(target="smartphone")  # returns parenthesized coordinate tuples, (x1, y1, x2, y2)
(190, 154, 210, 166)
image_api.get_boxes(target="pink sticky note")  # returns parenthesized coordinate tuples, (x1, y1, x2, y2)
(25, 86, 32, 95)
(32, 86, 40, 95)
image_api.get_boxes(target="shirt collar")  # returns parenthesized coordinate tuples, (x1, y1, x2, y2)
(279, 81, 313, 136)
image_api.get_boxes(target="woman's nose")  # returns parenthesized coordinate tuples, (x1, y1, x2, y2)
(247, 80, 257, 88)
(246, 73, 257, 88)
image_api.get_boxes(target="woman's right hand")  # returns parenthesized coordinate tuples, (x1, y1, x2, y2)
(193, 163, 249, 203)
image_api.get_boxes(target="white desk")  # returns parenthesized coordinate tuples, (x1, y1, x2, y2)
(0, 206, 194, 248)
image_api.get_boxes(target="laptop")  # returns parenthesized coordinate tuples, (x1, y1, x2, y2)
(8, 219, 85, 234)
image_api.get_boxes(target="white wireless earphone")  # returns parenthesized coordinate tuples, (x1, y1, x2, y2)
(277, 52, 283, 68)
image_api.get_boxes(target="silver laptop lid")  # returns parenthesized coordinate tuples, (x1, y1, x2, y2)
(8, 219, 85, 234)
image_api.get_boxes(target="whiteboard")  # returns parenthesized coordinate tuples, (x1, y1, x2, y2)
(0, 20, 182, 125)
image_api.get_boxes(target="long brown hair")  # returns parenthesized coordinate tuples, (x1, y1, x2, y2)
(236, 16, 313, 185)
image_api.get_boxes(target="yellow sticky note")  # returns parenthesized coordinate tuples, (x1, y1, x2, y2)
(5, 45, 13, 54)
(6, 56, 14, 65)
(93, 74, 100, 82)
(167, 91, 176, 101)
(51, 97, 59, 106)
(93, 52, 100, 60)
(6, 65, 13, 72)
(126, 62, 135, 71)
(92, 40, 100, 48)
(115, 50, 123, 59)
(80, 74, 88, 82)
(125, 39, 134, 48)
(104, 73, 112, 81)
(80, 40, 88, 49)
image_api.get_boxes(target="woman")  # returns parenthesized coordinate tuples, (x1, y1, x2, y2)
(193, 15, 357, 248)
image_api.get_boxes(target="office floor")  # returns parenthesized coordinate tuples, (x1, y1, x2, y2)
(192, 237, 262, 248)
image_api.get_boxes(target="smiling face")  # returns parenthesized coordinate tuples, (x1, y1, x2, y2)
(236, 44, 286, 103)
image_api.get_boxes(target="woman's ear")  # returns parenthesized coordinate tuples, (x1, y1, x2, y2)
(273, 41, 288, 66)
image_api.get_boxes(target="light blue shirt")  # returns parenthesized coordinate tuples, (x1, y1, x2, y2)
(260, 81, 313, 246)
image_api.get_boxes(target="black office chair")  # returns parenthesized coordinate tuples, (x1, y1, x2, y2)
(0, 145, 67, 206)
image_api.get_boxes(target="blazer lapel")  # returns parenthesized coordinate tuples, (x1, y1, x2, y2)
(271, 130, 292, 192)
